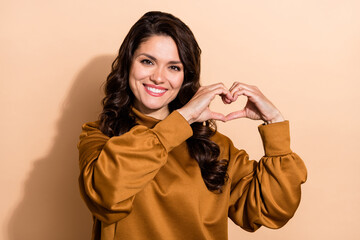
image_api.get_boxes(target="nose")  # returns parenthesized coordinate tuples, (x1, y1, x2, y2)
(150, 66, 165, 84)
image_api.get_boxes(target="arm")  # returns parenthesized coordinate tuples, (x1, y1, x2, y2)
(225, 121, 307, 231)
(177, 81, 306, 230)
(78, 111, 192, 224)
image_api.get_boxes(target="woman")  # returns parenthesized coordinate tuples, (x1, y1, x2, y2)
(78, 11, 307, 240)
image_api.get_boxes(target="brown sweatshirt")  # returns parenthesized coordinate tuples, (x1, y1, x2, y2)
(78, 108, 307, 240)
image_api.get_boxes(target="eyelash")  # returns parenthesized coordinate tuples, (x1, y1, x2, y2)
(140, 59, 153, 65)
(170, 66, 181, 71)
(140, 59, 181, 71)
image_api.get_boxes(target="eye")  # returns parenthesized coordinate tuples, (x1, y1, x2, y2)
(140, 59, 153, 65)
(169, 65, 181, 71)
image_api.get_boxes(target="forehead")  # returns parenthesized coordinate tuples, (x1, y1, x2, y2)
(135, 35, 181, 61)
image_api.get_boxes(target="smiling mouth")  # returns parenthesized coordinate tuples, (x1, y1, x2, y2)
(144, 84, 168, 97)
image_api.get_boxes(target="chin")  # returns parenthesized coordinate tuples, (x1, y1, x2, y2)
(146, 104, 167, 111)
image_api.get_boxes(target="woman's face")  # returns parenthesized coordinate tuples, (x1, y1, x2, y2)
(129, 35, 184, 119)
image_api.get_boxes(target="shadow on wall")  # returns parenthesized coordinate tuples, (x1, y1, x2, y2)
(8, 55, 115, 240)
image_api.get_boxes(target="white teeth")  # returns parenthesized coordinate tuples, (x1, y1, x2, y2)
(146, 86, 166, 94)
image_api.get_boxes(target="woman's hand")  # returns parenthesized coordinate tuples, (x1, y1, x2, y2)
(177, 83, 234, 124)
(177, 82, 284, 125)
(225, 82, 284, 124)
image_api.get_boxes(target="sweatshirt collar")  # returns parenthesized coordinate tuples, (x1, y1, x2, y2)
(131, 107, 161, 128)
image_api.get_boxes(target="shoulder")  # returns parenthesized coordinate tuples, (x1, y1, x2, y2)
(211, 129, 232, 148)
(211, 129, 243, 154)
(211, 129, 248, 163)
(78, 120, 109, 147)
(81, 120, 101, 133)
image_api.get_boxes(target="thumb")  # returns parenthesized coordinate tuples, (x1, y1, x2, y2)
(210, 111, 226, 122)
(225, 109, 247, 121)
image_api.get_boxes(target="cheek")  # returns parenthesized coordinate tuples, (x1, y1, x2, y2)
(130, 63, 150, 82)
(129, 68, 142, 96)
(169, 74, 184, 91)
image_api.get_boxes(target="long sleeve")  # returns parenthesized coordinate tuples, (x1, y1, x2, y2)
(77, 111, 193, 224)
(224, 121, 307, 232)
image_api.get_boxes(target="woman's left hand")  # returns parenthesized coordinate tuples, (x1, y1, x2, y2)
(224, 82, 285, 124)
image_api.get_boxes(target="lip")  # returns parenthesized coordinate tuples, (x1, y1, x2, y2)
(143, 84, 168, 97)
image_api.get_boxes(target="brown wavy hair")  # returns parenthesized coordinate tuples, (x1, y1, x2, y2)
(99, 11, 228, 193)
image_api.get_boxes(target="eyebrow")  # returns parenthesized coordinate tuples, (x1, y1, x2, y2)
(137, 53, 182, 65)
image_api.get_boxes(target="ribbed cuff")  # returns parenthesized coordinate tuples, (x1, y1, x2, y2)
(152, 111, 193, 152)
(258, 120, 291, 157)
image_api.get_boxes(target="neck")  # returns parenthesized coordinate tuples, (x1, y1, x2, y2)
(135, 105, 170, 120)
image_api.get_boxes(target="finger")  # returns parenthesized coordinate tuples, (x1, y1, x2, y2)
(209, 86, 234, 102)
(198, 83, 227, 95)
(232, 88, 244, 101)
(205, 82, 228, 91)
(232, 89, 250, 102)
(233, 82, 255, 90)
(229, 82, 248, 92)
(230, 82, 257, 97)
(221, 95, 232, 104)
(232, 88, 258, 101)
(228, 82, 239, 92)
(221, 93, 234, 103)
(225, 109, 247, 121)
(204, 83, 235, 101)
(210, 111, 226, 122)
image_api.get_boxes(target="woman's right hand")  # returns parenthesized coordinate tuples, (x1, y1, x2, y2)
(177, 83, 233, 124)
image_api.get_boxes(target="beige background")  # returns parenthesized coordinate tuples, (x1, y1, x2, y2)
(1, 0, 359, 239)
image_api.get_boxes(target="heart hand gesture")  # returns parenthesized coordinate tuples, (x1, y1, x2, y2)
(177, 82, 284, 125)
(225, 82, 284, 124)
(177, 83, 234, 124)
